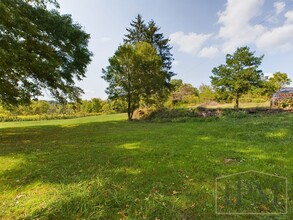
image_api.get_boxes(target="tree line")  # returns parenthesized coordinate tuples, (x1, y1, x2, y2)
(1, 0, 292, 120)
(0, 98, 117, 116)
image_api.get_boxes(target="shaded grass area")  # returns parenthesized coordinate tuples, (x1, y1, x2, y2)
(0, 113, 292, 219)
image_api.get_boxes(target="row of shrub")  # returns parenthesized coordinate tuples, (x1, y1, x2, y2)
(0, 113, 101, 122)
(134, 107, 290, 122)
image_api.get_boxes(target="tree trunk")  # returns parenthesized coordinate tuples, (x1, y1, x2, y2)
(127, 76, 133, 121)
(127, 111, 132, 121)
(234, 98, 239, 109)
(127, 97, 132, 121)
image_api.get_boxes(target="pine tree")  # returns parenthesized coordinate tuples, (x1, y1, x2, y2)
(145, 20, 174, 78)
(124, 15, 174, 79)
(124, 14, 147, 44)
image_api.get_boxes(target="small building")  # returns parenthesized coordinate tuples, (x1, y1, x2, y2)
(271, 87, 293, 108)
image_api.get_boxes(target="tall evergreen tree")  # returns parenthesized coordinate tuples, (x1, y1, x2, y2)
(124, 14, 146, 43)
(145, 20, 174, 77)
(124, 14, 175, 82)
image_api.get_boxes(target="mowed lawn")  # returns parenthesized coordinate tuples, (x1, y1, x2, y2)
(0, 113, 292, 219)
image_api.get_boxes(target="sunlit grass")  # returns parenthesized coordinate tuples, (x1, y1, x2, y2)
(0, 113, 126, 128)
(0, 113, 292, 219)
(202, 101, 270, 109)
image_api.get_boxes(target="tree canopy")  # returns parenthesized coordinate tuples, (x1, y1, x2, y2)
(102, 42, 165, 120)
(24, 0, 59, 8)
(124, 14, 175, 83)
(211, 46, 264, 108)
(263, 72, 292, 97)
(0, 0, 92, 106)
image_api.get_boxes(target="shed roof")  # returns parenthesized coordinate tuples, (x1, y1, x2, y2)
(272, 87, 293, 99)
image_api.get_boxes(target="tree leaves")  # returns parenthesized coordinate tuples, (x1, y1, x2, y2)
(0, 0, 92, 106)
(124, 14, 175, 83)
(211, 47, 264, 108)
(102, 42, 165, 120)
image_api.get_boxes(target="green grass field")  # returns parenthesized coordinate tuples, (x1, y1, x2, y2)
(0, 113, 292, 219)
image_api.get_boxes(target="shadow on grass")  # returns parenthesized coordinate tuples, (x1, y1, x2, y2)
(0, 114, 292, 219)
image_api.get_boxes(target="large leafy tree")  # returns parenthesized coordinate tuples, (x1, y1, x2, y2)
(124, 15, 175, 90)
(211, 47, 264, 108)
(102, 42, 165, 120)
(0, 0, 92, 106)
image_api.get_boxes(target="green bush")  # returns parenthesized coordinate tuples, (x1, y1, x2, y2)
(222, 109, 249, 118)
(146, 108, 197, 121)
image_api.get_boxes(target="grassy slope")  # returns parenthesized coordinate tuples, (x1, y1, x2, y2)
(0, 113, 292, 219)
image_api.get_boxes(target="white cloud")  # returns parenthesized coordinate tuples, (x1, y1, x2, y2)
(170, 0, 293, 58)
(217, 0, 266, 53)
(199, 46, 220, 58)
(256, 24, 293, 53)
(274, 1, 286, 15)
(169, 31, 212, 55)
(255, 6, 293, 53)
(285, 10, 293, 23)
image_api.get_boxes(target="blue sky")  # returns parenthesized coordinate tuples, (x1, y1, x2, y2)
(55, 0, 293, 100)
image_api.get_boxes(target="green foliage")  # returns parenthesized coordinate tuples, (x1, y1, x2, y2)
(0, 0, 92, 106)
(173, 84, 198, 101)
(262, 72, 292, 97)
(222, 109, 249, 118)
(24, 0, 59, 7)
(111, 99, 128, 113)
(0, 98, 116, 121)
(0, 113, 100, 122)
(81, 98, 104, 113)
(101, 102, 114, 114)
(138, 108, 197, 122)
(198, 84, 215, 103)
(169, 82, 199, 107)
(102, 42, 166, 120)
(124, 14, 175, 81)
(123, 15, 175, 108)
(211, 46, 264, 108)
(170, 79, 183, 91)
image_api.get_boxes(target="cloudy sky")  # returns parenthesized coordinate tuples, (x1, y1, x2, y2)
(55, 0, 293, 100)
